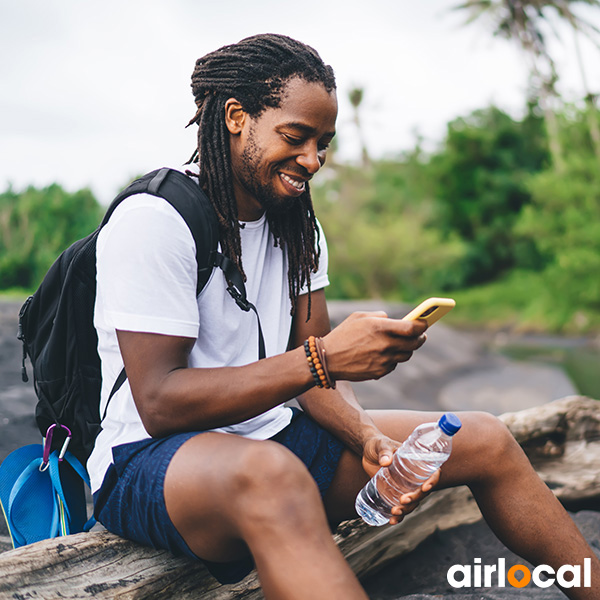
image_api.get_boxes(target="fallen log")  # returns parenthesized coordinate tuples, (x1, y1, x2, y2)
(0, 395, 598, 599)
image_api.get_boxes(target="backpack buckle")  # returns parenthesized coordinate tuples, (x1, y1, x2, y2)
(41, 424, 72, 471)
(226, 283, 251, 312)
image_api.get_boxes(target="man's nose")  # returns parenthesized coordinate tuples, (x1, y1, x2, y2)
(296, 144, 322, 175)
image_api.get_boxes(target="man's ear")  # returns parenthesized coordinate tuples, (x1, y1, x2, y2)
(224, 98, 246, 134)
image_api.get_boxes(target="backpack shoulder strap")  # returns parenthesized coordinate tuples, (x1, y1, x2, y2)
(135, 170, 265, 361)
(101, 169, 265, 417)
(105, 168, 220, 295)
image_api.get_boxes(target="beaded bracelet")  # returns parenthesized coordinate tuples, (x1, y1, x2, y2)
(314, 336, 336, 389)
(304, 336, 335, 389)
(304, 338, 326, 388)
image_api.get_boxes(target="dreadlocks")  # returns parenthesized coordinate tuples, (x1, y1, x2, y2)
(186, 33, 336, 318)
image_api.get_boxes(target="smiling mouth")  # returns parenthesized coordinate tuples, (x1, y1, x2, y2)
(279, 172, 306, 192)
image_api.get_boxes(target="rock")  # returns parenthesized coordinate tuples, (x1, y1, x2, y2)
(0, 396, 598, 599)
(326, 300, 580, 415)
(439, 359, 577, 415)
(362, 510, 600, 599)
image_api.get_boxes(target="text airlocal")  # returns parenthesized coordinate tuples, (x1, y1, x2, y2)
(447, 558, 592, 589)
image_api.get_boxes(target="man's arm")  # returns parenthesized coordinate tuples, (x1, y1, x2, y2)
(116, 289, 426, 442)
(116, 328, 313, 437)
(290, 290, 427, 474)
(291, 291, 440, 525)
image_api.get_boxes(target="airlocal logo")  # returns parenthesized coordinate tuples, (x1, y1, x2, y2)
(447, 558, 592, 589)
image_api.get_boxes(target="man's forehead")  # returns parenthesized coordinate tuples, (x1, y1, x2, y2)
(262, 77, 338, 129)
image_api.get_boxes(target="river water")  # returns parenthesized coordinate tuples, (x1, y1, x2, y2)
(497, 334, 600, 399)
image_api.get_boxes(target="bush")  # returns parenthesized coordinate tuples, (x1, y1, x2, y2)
(312, 163, 466, 301)
(0, 184, 102, 289)
(428, 105, 549, 285)
(517, 152, 600, 319)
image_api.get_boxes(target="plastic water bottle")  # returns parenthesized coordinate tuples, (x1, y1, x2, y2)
(355, 413, 462, 526)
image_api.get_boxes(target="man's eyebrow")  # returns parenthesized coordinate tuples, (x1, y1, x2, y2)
(279, 122, 336, 138)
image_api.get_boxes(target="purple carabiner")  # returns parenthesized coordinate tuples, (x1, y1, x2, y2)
(42, 424, 72, 465)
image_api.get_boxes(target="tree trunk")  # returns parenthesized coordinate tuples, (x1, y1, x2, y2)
(572, 28, 600, 163)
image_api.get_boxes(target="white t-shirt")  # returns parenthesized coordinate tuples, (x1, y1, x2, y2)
(88, 173, 329, 493)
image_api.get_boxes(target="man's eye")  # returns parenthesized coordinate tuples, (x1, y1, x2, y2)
(283, 135, 303, 145)
(318, 143, 330, 152)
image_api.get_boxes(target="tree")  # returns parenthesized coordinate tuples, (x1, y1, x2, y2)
(454, 0, 600, 167)
(453, 0, 565, 170)
(0, 184, 102, 289)
(348, 87, 371, 168)
(544, 0, 600, 161)
(429, 104, 548, 284)
(516, 105, 600, 321)
(311, 162, 466, 300)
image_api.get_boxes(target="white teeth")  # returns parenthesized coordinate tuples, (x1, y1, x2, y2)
(280, 173, 305, 190)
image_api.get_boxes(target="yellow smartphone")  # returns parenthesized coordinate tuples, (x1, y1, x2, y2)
(402, 297, 456, 327)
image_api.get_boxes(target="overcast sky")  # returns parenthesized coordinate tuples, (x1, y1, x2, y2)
(1, 0, 599, 204)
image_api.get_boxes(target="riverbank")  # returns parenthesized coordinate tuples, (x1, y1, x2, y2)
(0, 297, 587, 461)
(1, 298, 597, 599)
(362, 510, 600, 599)
(327, 300, 580, 415)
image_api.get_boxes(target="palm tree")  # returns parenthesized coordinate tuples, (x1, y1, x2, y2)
(348, 87, 371, 168)
(453, 1, 564, 169)
(546, 0, 600, 160)
(454, 0, 600, 167)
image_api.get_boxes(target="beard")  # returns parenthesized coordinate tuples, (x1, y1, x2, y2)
(238, 130, 308, 216)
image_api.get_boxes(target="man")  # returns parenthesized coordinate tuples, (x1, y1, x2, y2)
(89, 34, 599, 599)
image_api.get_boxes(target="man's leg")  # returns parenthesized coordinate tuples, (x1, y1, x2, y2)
(164, 432, 368, 600)
(323, 409, 600, 600)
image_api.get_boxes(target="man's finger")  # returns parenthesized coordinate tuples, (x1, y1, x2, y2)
(388, 514, 405, 526)
(423, 469, 441, 491)
(378, 444, 397, 466)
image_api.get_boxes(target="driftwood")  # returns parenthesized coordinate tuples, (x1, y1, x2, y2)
(0, 395, 598, 599)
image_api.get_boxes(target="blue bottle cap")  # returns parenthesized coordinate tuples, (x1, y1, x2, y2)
(439, 413, 462, 436)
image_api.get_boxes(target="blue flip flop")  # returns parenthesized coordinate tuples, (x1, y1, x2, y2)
(0, 426, 92, 548)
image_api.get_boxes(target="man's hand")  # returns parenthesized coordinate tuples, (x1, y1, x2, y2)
(323, 311, 427, 382)
(387, 471, 439, 525)
(361, 432, 440, 526)
(361, 432, 401, 478)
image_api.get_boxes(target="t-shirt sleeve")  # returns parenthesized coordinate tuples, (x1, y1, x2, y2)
(300, 219, 329, 295)
(96, 195, 200, 338)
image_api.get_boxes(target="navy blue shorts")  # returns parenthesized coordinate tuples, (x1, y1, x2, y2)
(93, 409, 345, 584)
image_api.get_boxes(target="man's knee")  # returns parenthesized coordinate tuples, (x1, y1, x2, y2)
(227, 440, 321, 521)
(167, 437, 323, 542)
(459, 411, 523, 471)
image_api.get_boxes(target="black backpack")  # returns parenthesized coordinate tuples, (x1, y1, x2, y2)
(18, 168, 264, 464)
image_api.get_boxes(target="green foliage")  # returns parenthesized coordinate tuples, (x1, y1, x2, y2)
(0, 184, 102, 289)
(517, 145, 600, 321)
(428, 104, 549, 284)
(314, 100, 600, 333)
(447, 267, 600, 334)
(312, 162, 467, 301)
